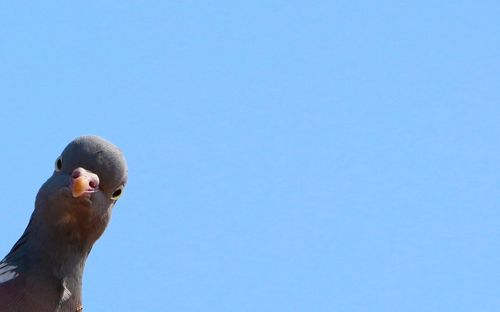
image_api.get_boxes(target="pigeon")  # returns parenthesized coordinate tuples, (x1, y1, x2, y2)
(0, 136, 128, 312)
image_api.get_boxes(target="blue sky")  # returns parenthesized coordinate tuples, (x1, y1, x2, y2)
(0, 1, 499, 311)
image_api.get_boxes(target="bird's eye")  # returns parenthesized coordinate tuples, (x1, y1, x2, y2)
(55, 156, 63, 172)
(111, 186, 124, 200)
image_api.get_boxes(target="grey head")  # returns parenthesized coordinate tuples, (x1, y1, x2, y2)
(35, 135, 128, 245)
(0, 136, 127, 312)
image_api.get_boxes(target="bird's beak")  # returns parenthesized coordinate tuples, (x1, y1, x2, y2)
(70, 168, 100, 198)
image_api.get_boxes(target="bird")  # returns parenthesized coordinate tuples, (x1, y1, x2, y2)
(0, 136, 128, 312)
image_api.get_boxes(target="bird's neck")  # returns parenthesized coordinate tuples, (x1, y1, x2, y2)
(12, 211, 92, 267)
(4, 211, 94, 307)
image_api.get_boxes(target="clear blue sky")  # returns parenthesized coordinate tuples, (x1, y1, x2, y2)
(0, 2, 499, 311)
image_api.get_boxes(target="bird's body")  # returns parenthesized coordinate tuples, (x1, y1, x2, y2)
(0, 136, 127, 312)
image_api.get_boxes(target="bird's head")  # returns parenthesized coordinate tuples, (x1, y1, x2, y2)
(34, 136, 128, 245)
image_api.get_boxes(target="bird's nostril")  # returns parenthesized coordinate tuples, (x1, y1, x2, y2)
(71, 168, 99, 193)
(72, 170, 81, 179)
